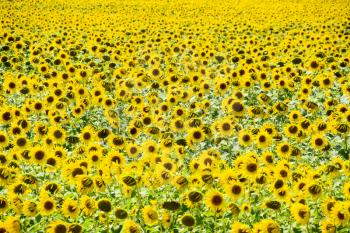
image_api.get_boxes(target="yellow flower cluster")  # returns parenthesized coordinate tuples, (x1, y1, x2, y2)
(0, 0, 350, 232)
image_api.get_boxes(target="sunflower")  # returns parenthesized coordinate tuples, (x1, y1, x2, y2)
(238, 129, 253, 147)
(79, 126, 96, 144)
(160, 211, 171, 229)
(141, 205, 159, 226)
(3, 216, 21, 233)
(272, 178, 285, 191)
(0, 223, 8, 233)
(80, 195, 96, 216)
(49, 126, 66, 144)
(106, 152, 125, 168)
(94, 176, 107, 191)
(294, 179, 307, 194)
(172, 175, 189, 190)
(310, 134, 328, 151)
(20, 200, 37, 217)
(312, 120, 329, 134)
(0, 196, 9, 213)
(289, 110, 302, 122)
(10, 196, 23, 215)
(88, 150, 102, 166)
(284, 123, 299, 138)
(260, 80, 273, 91)
(30, 146, 47, 164)
(62, 198, 79, 218)
(260, 151, 274, 166)
(142, 140, 159, 157)
(277, 142, 292, 158)
(252, 219, 280, 233)
(319, 219, 336, 233)
(274, 188, 289, 201)
(225, 182, 244, 201)
(0, 131, 9, 149)
(231, 222, 250, 233)
(343, 182, 350, 199)
(242, 157, 259, 178)
(255, 131, 272, 149)
(97, 199, 112, 213)
(187, 128, 205, 145)
(42, 182, 60, 195)
(181, 214, 195, 227)
(230, 100, 245, 117)
(205, 189, 225, 212)
(9, 182, 30, 197)
(217, 118, 234, 137)
(275, 164, 290, 180)
(114, 208, 128, 220)
(13, 135, 28, 149)
(160, 138, 175, 153)
(39, 195, 56, 216)
(291, 203, 310, 225)
(332, 202, 349, 226)
(170, 118, 185, 133)
(322, 197, 336, 217)
(108, 135, 126, 149)
(68, 223, 83, 233)
(47, 220, 68, 233)
(125, 143, 140, 158)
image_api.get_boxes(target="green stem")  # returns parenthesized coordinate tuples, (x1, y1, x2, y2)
(345, 135, 348, 151)
(248, 179, 251, 204)
(106, 214, 110, 233)
(213, 212, 217, 233)
(135, 184, 145, 228)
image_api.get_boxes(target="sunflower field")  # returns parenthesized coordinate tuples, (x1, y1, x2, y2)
(0, 0, 350, 232)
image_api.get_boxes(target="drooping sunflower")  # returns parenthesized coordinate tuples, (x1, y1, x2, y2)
(181, 214, 195, 227)
(97, 199, 112, 213)
(68, 223, 83, 233)
(114, 208, 128, 220)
